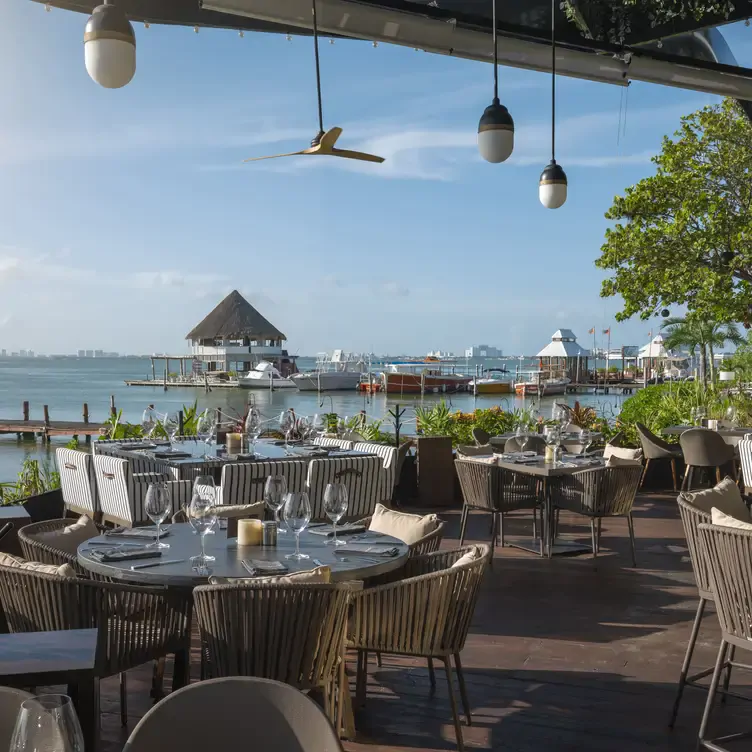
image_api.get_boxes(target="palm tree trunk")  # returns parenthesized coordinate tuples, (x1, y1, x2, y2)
(709, 343, 716, 383)
(700, 346, 708, 384)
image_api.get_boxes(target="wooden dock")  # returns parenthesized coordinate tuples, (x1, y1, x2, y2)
(0, 400, 110, 441)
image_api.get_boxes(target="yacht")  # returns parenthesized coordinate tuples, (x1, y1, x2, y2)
(514, 371, 570, 397)
(238, 361, 296, 389)
(380, 361, 471, 394)
(290, 350, 364, 391)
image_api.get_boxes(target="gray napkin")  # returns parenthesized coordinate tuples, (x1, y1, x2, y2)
(335, 545, 400, 557)
(308, 524, 366, 537)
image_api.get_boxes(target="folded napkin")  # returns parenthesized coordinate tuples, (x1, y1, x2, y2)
(118, 443, 156, 451)
(308, 523, 366, 537)
(335, 545, 400, 558)
(153, 450, 192, 459)
(90, 547, 161, 563)
(513, 456, 543, 464)
(241, 559, 289, 576)
(105, 526, 171, 541)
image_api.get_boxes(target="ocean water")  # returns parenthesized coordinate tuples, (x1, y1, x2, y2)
(0, 356, 628, 482)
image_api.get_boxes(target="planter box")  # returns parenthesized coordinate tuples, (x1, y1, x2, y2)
(21, 489, 65, 523)
(416, 437, 457, 508)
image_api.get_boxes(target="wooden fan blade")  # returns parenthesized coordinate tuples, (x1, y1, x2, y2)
(329, 147, 385, 163)
(243, 148, 313, 162)
(318, 127, 343, 149)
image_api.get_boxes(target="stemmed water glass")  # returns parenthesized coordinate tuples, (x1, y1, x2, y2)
(163, 413, 180, 448)
(244, 407, 262, 456)
(11, 694, 84, 752)
(196, 410, 217, 457)
(515, 424, 528, 453)
(580, 428, 592, 456)
(264, 475, 288, 533)
(312, 413, 325, 437)
(279, 410, 295, 454)
(141, 406, 157, 439)
(193, 475, 217, 533)
(145, 482, 171, 549)
(323, 483, 348, 546)
(284, 492, 311, 560)
(189, 491, 217, 570)
(553, 404, 569, 432)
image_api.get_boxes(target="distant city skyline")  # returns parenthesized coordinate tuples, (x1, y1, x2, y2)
(3, 3, 751, 356)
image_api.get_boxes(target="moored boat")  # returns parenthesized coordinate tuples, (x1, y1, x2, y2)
(514, 372, 570, 396)
(380, 362, 471, 394)
(471, 368, 513, 394)
(289, 349, 364, 391)
(238, 361, 296, 389)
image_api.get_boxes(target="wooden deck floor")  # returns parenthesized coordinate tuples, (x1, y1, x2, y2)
(87, 491, 749, 751)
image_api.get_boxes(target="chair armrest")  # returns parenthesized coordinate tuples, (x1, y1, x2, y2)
(133, 472, 171, 483)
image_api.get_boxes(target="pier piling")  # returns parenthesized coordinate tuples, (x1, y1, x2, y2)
(83, 403, 91, 444)
(21, 401, 33, 440)
(110, 395, 117, 419)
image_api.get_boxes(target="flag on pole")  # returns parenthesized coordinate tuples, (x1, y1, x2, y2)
(603, 328, 611, 335)
(588, 327, 595, 334)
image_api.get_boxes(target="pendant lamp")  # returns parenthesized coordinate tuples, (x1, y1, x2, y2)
(539, 0, 567, 208)
(84, 0, 136, 89)
(477, 0, 514, 163)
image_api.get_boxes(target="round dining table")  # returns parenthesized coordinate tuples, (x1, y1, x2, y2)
(76, 524, 410, 586)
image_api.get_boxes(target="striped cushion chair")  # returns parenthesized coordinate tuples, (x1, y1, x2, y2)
(353, 442, 399, 503)
(56, 448, 100, 519)
(93, 454, 193, 527)
(306, 456, 384, 521)
(739, 435, 752, 494)
(218, 461, 308, 506)
(313, 437, 355, 451)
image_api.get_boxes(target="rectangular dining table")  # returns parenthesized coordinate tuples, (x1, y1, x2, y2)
(494, 454, 607, 557)
(96, 439, 377, 481)
(662, 425, 752, 447)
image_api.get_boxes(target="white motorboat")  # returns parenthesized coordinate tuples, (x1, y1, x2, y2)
(238, 361, 296, 389)
(290, 350, 364, 391)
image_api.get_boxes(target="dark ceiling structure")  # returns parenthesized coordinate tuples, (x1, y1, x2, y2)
(33, 0, 752, 102)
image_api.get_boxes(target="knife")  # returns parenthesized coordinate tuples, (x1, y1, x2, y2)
(130, 559, 187, 570)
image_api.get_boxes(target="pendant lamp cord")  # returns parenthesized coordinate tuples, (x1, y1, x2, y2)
(550, 0, 556, 161)
(492, 0, 498, 101)
(312, 0, 324, 134)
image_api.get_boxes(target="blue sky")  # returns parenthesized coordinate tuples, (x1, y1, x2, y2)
(1, 1, 751, 357)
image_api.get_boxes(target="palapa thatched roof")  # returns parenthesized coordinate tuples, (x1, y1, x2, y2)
(185, 290, 286, 341)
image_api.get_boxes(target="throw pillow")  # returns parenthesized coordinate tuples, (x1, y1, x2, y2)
(451, 546, 482, 569)
(711, 506, 752, 531)
(603, 446, 643, 461)
(0, 552, 77, 578)
(209, 565, 331, 586)
(683, 477, 751, 521)
(36, 515, 99, 556)
(606, 456, 643, 467)
(368, 503, 440, 545)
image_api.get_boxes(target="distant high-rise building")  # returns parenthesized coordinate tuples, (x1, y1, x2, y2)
(77, 350, 86, 358)
(465, 344, 503, 358)
(94, 349, 104, 357)
(85, 350, 94, 358)
(28, 350, 34, 358)
(0, 349, 5, 357)
(19, 349, 27, 358)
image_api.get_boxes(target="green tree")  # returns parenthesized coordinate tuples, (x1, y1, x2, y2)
(661, 316, 743, 383)
(596, 99, 752, 324)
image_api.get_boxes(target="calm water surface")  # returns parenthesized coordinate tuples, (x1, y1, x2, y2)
(0, 357, 627, 481)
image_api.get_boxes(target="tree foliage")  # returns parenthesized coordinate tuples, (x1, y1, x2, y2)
(596, 99, 752, 324)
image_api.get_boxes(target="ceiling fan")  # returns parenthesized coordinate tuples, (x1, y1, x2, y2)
(244, 0, 384, 165)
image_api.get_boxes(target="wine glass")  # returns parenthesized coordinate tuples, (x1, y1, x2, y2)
(515, 424, 527, 453)
(163, 413, 180, 448)
(145, 482, 171, 549)
(189, 492, 217, 569)
(284, 491, 311, 560)
(11, 695, 84, 752)
(244, 407, 262, 456)
(192, 475, 217, 534)
(580, 428, 592, 456)
(298, 415, 312, 442)
(323, 483, 348, 546)
(141, 406, 157, 439)
(726, 405, 738, 427)
(264, 475, 288, 533)
(312, 413, 324, 437)
(279, 410, 295, 454)
(553, 404, 569, 431)
(196, 410, 217, 457)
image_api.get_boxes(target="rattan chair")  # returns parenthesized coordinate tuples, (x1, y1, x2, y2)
(696, 523, 752, 751)
(122, 677, 344, 752)
(455, 460, 540, 552)
(18, 518, 105, 577)
(347, 545, 491, 752)
(0, 565, 193, 728)
(503, 435, 546, 454)
(669, 496, 740, 728)
(550, 464, 642, 566)
(472, 427, 491, 446)
(456, 444, 493, 457)
(679, 428, 737, 491)
(636, 422, 682, 490)
(193, 580, 355, 732)
(354, 515, 445, 558)
(0, 688, 33, 750)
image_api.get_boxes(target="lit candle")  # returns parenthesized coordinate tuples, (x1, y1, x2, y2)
(237, 518, 263, 546)
(227, 432, 242, 454)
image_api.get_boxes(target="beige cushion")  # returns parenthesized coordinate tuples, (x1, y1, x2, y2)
(209, 503, 265, 519)
(368, 503, 440, 545)
(683, 477, 751, 521)
(465, 455, 498, 465)
(452, 546, 482, 569)
(711, 507, 752, 531)
(0, 553, 77, 578)
(209, 565, 331, 586)
(35, 515, 99, 556)
(603, 446, 643, 461)
(606, 456, 643, 467)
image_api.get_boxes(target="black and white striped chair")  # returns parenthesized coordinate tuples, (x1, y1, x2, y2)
(738, 435, 752, 494)
(306, 456, 383, 521)
(93, 454, 192, 527)
(218, 461, 308, 506)
(352, 442, 401, 503)
(313, 437, 355, 450)
(56, 448, 100, 519)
